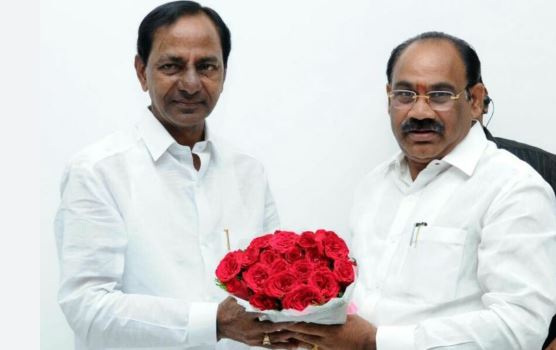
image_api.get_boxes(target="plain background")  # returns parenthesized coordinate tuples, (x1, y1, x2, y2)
(41, 0, 556, 348)
(1, 0, 39, 348)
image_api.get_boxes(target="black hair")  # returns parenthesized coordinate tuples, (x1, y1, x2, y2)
(386, 31, 483, 90)
(137, 1, 231, 67)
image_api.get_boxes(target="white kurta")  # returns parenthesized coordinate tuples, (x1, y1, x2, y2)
(55, 109, 280, 350)
(350, 123, 556, 349)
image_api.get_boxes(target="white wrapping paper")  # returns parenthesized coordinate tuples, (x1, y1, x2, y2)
(233, 280, 356, 325)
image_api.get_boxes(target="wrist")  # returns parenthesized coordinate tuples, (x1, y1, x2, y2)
(364, 325, 377, 350)
(216, 302, 225, 341)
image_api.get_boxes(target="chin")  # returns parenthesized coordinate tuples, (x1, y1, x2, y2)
(405, 148, 441, 163)
(171, 113, 206, 126)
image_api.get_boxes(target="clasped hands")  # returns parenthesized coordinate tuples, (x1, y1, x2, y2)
(217, 297, 377, 350)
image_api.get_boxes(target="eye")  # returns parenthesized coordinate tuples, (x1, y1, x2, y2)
(394, 90, 414, 97)
(427, 91, 453, 103)
(391, 90, 416, 104)
(158, 63, 180, 74)
(198, 63, 218, 72)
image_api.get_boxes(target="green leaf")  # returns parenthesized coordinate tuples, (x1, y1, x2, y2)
(215, 278, 227, 291)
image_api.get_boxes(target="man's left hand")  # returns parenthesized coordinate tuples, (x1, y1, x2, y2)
(217, 297, 297, 349)
(284, 315, 377, 350)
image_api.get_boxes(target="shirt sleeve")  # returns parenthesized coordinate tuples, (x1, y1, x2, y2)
(380, 175, 556, 349)
(54, 162, 219, 349)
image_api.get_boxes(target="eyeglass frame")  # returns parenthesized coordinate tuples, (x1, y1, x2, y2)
(388, 88, 469, 111)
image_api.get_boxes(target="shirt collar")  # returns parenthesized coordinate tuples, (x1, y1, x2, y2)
(387, 151, 408, 174)
(387, 121, 488, 178)
(137, 107, 213, 161)
(442, 121, 488, 176)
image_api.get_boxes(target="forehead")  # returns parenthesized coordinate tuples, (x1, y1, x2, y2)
(149, 13, 222, 61)
(391, 39, 466, 89)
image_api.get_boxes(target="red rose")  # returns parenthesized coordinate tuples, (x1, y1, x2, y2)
(269, 258, 289, 274)
(249, 293, 279, 311)
(306, 246, 329, 266)
(333, 259, 355, 285)
(314, 259, 332, 271)
(225, 277, 250, 300)
(247, 233, 273, 252)
(309, 270, 340, 302)
(243, 263, 270, 294)
(215, 250, 243, 282)
(298, 231, 317, 249)
(270, 230, 298, 253)
(291, 259, 314, 283)
(314, 229, 329, 242)
(283, 246, 304, 263)
(322, 231, 349, 260)
(264, 271, 297, 298)
(259, 249, 280, 266)
(282, 285, 323, 311)
(241, 246, 259, 267)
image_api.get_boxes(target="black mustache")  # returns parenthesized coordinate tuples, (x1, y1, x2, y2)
(401, 118, 445, 134)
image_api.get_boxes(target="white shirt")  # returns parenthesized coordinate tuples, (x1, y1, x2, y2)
(350, 123, 556, 350)
(55, 109, 280, 350)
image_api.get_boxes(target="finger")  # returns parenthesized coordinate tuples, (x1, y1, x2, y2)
(257, 320, 295, 333)
(224, 297, 259, 320)
(284, 322, 333, 337)
(266, 341, 300, 350)
(243, 311, 264, 319)
(266, 330, 297, 343)
(257, 330, 296, 345)
(290, 332, 322, 346)
(258, 337, 299, 350)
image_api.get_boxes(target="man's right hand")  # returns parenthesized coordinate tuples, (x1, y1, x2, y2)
(217, 297, 297, 349)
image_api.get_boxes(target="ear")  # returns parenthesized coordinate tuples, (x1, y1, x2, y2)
(468, 83, 486, 119)
(134, 55, 149, 92)
(386, 84, 392, 108)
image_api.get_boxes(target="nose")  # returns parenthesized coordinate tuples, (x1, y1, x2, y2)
(408, 96, 435, 120)
(177, 68, 201, 95)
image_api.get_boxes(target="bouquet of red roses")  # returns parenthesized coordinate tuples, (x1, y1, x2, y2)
(215, 229, 356, 324)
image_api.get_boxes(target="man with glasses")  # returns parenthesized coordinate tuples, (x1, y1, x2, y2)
(285, 32, 556, 350)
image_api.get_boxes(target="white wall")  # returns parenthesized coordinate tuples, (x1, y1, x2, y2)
(41, 0, 556, 348)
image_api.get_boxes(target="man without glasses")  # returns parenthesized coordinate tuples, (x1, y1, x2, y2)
(284, 32, 556, 350)
(55, 1, 295, 349)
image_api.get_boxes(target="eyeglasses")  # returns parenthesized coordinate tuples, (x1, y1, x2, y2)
(388, 89, 466, 112)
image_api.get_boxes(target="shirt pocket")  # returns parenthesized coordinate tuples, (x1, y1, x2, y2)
(397, 226, 467, 304)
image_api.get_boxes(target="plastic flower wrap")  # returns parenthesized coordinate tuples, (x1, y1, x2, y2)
(215, 229, 356, 324)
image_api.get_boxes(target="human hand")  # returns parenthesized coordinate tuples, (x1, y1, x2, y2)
(545, 338, 556, 350)
(217, 296, 297, 349)
(284, 314, 377, 350)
